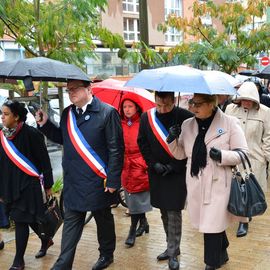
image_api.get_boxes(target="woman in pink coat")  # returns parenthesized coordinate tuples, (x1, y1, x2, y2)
(167, 94, 248, 270)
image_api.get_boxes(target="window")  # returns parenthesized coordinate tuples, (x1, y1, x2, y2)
(165, 0, 182, 17)
(123, 18, 140, 41)
(4, 49, 22, 61)
(165, 0, 183, 44)
(123, 0, 139, 13)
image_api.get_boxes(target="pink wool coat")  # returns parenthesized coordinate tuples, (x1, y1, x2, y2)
(169, 108, 248, 233)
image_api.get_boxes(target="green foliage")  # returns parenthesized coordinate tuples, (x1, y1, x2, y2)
(0, 0, 125, 67)
(119, 41, 165, 68)
(161, 0, 270, 73)
(51, 176, 63, 194)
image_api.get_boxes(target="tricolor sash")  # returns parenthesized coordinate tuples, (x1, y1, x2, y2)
(147, 108, 174, 158)
(67, 108, 107, 179)
(0, 130, 40, 178)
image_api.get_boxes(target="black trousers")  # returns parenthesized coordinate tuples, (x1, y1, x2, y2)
(204, 231, 229, 268)
(51, 207, 115, 270)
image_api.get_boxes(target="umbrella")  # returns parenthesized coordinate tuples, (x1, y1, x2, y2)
(91, 79, 155, 111)
(0, 57, 90, 108)
(253, 65, 270, 79)
(125, 65, 237, 95)
(200, 70, 241, 87)
(238, 69, 257, 76)
(0, 57, 90, 82)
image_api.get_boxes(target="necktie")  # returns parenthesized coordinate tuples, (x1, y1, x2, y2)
(77, 108, 83, 118)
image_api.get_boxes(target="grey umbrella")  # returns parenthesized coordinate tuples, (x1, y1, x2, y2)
(0, 57, 90, 82)
(253, 65, 270, 79)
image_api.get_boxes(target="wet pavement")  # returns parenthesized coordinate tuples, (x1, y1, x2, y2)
(1, 194, 270, 270)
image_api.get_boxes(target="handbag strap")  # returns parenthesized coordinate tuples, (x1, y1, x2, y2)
(234, 149, 247, 171)
(234, 149, 253, 173)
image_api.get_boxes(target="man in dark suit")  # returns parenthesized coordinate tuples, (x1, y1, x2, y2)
(137, 91, 193, 270)
(36, 79, 124, 270)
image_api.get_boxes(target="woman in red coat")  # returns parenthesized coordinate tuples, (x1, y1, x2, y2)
(120, 93, 152, 247)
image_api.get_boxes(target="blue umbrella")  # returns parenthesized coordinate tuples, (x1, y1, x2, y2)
(125, 65, 237, 95)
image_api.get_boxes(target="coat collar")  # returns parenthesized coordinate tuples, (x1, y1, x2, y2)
(205, 108, 227, 144)
(71, 96, 101, 114)
(188, 108, 227, 145)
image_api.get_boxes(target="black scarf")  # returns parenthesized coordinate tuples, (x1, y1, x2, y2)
(190, 109, 217, 177)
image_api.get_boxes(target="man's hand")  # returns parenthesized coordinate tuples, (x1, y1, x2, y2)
(104, 187, 116, 193)
(209, 147, 222, 162)
(35, 109, 48, 126)
(167, 124, 181, 143)
(45, 188, 52, 197)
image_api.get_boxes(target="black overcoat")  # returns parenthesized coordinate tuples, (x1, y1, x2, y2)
(0, 125, 53, 222)
(137, 106, 193, 210)
(40, 97, 124, 212)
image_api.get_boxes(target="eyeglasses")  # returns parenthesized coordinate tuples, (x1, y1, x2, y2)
(189, 100, 207, 108)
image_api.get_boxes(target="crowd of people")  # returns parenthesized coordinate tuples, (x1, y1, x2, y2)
(0, 77, 269, 270)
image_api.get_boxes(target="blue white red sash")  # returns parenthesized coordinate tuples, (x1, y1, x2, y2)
(147, 108, 174, 158)
(67, 107, 107, 179)
(0, 130, 40, 178)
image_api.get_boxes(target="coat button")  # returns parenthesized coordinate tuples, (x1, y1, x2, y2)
(243, 121, 245, 124)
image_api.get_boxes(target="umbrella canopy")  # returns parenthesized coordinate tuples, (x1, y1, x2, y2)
(91, 79, 155, 111)
(253, 65, 270, 79)
(125, 65, 237, 95)
(200, 70, 241, 87)
(0, 57, 90, 82)
(238, 69, 257, 76)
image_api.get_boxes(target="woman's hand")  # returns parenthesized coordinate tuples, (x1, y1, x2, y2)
(209, 147, 222, 162)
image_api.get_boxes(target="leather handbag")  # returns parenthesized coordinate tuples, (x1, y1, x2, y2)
(38, 196, 63, 239)
(227, 149, 267, 217)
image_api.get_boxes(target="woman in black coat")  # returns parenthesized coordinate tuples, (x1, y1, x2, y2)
(0, 100, 54, 270)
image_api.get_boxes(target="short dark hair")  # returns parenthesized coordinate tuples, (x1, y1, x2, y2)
(154, 91, 174, 102)
(67, 80, 91, 88)
(2, 100, 28, 122)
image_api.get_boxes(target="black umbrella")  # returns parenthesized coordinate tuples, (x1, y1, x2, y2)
(253, 65, 270, 79)
(238, 69, 257, 76)
(0, 57, 90, 83)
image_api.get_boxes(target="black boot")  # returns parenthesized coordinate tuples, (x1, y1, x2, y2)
(136, 217, 149, 237)
(125, 225, 137, 247)
(236, 222, 249, 237)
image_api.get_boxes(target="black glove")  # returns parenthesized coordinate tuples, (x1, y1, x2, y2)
(162, 164, 174, 176)
(153, 163, 167, 175)
(209, 147, 222, 162)
(167, 124, 181, 144)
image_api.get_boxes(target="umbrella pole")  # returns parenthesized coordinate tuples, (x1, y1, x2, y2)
(118, 91, 124, 111)
(39, 81, 42, 109)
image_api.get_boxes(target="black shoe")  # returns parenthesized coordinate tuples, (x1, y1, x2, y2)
(0, 240, 4, 250)
(9, 261, 25, 270)
(136, 218, 149, 237)
(125, 225, 136, 247)
(236, 222, 249, 237)
(92, 256, 113, 270)
(35, 238, 54, 258)
(205, 265, 216, 270)
(168, 257, 179, 270)
(157, 249, 180, 261)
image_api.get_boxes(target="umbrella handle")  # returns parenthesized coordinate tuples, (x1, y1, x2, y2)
(39, 81, 42, 109)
